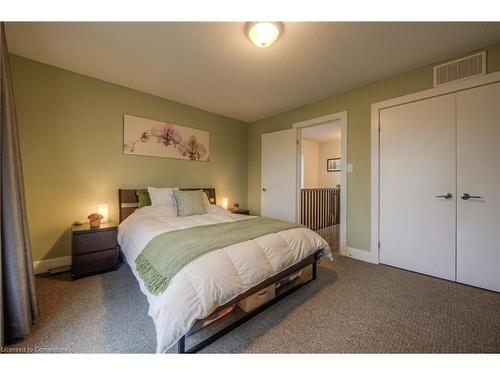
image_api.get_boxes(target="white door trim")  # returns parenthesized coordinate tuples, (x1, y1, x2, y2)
(371, 70, 500, 265)
(293, 111, 348, 254)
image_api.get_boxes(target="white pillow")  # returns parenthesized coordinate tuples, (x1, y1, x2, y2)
(147, 186, 179, 207)
(202, 192, 211, 211)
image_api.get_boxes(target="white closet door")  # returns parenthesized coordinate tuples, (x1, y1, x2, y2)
(380, 94, 456, 280)
(261, 128, 297, 222)
(457, 82, 500, 292)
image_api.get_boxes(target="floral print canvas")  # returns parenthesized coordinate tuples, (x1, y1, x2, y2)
(123, 114, 209, 161)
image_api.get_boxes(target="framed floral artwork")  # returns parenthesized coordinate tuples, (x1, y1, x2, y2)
(123, 114, 209, 161)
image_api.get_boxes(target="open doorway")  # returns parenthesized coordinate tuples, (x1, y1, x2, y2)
(296, 115, 346, 253)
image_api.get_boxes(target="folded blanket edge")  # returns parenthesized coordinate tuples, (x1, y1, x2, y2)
(135, 255, 170, 296)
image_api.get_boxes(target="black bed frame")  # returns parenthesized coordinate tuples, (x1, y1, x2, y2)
(177, 252, 320, 353)
(118, 188, 323, 354)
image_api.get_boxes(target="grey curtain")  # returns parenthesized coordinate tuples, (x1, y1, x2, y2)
(0, 22, 38, 346)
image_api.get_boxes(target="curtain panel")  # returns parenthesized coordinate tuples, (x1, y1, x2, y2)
(0, 22, 38, 347)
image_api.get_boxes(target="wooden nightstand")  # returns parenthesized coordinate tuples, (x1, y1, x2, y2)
(230, 208, 250, 215)
(71, 222, 119, 280)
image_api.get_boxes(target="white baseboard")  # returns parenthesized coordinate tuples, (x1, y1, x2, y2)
(34, 248, 376, 274)
(33, 256, 72, 275)
(341, 247, 379, 264)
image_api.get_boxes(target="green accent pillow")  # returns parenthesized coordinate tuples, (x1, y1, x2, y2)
(173, 190, 207, 217)
(136, 190, 151, 208)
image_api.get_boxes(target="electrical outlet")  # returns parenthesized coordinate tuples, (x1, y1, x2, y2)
(347, 164, 353, 173)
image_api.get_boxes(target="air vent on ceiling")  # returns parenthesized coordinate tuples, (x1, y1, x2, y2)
(433, 51, 486, 87)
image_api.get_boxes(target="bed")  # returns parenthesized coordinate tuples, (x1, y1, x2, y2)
(117, 188, 332, 353)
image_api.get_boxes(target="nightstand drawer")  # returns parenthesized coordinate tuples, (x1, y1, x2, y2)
(72, 247, 118, 278)
(73, 229, 117, 255)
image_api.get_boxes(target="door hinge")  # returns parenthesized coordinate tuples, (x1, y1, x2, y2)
(296, 139, 299, 145)
(378, 241, 380, 249)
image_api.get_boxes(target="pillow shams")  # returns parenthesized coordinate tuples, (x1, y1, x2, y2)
(202, 191, 213, 211)
(136, 190, 151, 208)
(148, 186, 179, 207)
(173, 190, 207, 217)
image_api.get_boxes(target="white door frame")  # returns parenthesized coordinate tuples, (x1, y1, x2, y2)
(293, 111, 348, 254)
(371, 70, 500, 265)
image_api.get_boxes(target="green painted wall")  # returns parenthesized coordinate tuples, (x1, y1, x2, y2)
(11, 41, 500, 262)
(248, 42, 500, 251)
(10, 55, 249, 262)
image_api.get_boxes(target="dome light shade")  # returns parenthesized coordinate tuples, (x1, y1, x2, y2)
(246, 22, 283, 48)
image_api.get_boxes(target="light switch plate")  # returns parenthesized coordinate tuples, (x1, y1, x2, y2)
(347, 164, 353, 173)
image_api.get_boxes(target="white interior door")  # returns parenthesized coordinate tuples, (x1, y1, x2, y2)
(457, 82, 500, 292)
(261, 128, 297, 222)
(379, 94, 456, 280)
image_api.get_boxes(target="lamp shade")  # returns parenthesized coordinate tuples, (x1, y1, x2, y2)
(97, 204, 109, 223)
(221, 197, 229, 210)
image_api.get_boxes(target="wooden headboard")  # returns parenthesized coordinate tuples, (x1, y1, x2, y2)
(118, 188, 216, 223)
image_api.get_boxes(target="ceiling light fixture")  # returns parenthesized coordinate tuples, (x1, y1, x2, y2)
(246, 22, 283, 48)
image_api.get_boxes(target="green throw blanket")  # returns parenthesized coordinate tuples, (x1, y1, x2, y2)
(135, 217, 302, 295)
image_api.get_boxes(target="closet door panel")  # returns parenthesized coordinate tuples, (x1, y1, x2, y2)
(379, 94, 456, 280)
(457, 82, 500, 292)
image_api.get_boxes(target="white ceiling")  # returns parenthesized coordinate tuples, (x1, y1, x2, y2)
(301, 121, 341, 143)
(5, 22, 500, 122)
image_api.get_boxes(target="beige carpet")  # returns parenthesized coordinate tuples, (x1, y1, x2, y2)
(6, 254, 500, 353)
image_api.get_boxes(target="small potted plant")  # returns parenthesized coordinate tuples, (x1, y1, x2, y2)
(88, 213, 104, 228)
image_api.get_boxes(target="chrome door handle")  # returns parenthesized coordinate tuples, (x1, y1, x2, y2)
(461, 193, 481, 200)
(435, 193, 452, 199)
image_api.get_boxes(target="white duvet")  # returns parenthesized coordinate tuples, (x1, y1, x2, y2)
(118, 205, 332, 353)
